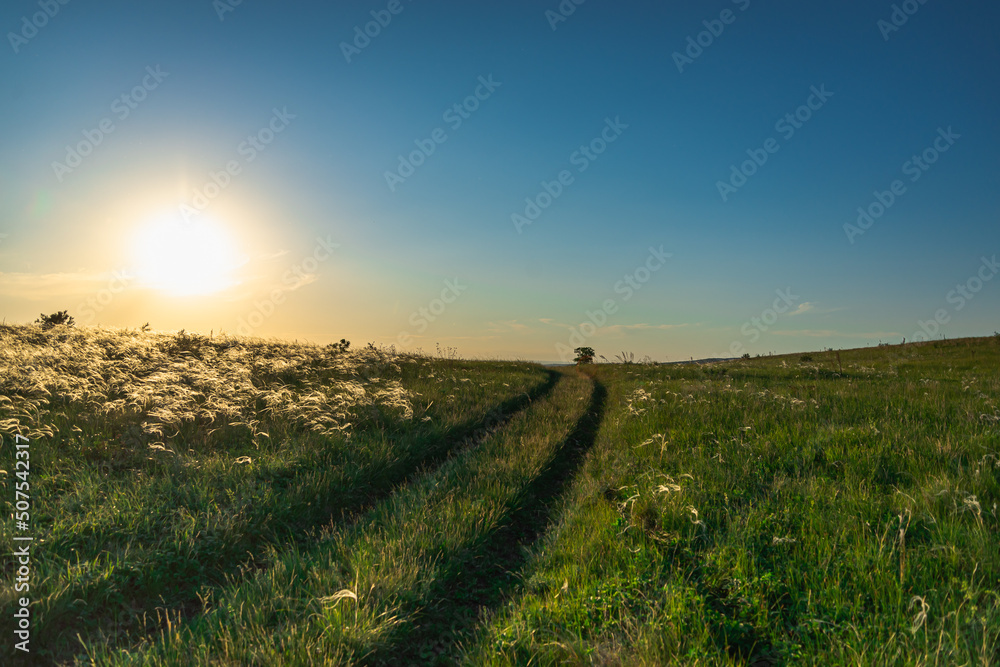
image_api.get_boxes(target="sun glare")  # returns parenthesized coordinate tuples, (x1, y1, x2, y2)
(132, 213, 243, 296)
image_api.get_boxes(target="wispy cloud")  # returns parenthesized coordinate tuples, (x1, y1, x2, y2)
(788, 302, 814, 316)
(537, 318, 693, 333)
(600, 323, 690, 333)
(787, 302, 846, 317)
(771, 329, 900, 339)
(0, 271, 124, 300)
(490, 319, 690, 335)
(388, 334, 502, 343)
(487, 319, 532, 333)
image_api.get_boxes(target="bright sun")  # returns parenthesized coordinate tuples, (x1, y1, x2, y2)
(132, 213, 243, 296)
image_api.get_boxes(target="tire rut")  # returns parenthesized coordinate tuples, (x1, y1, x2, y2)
(364, 371, 607, 666)
(61, 371, 561, 666)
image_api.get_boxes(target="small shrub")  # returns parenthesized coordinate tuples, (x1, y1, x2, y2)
(574, 347, 595, 365)
(800, 354, 813, 362)
(167, 329, 208, 357)
(35, 310, 75, 329)
(326, 339, 350, 355)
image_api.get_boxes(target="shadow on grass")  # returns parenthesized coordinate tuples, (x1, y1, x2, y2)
(34, 371, 561, 666)
(640, 500, 783, 665)
(304, 368, 563, 539)
(364, 374, 607, 666)
(689, 568, 782, 666)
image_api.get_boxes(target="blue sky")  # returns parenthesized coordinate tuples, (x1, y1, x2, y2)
(1, 0, 998, 362)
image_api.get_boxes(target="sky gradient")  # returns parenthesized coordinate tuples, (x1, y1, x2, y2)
(2, 0, 998, 362)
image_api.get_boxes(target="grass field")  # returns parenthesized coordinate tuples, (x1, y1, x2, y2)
(2, 325, 999, 665)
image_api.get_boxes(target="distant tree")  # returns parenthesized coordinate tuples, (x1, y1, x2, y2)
(35, 310, 75, 329)
(326, 339, 350, 354)
(573, 346, 595, 365)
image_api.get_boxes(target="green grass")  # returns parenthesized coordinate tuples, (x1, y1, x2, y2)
(2, 327, 999, 665)
(91, 368, 594, 666)
(0, 326, 549, 664)
(466, 337, 1000, 665)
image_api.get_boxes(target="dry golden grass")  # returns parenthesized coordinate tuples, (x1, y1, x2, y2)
(0, 324, 413, 449)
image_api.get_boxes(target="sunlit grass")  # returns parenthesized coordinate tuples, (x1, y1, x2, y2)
(3, 327, 998, 665)
(0, 324, 549, 664)
(93, 369, 592, 666)
(467, 337, 1000, 666)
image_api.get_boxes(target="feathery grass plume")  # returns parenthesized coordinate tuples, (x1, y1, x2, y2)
(0, 324, 413, 446)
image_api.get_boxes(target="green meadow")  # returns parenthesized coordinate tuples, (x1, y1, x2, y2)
(2, 325, 998, 665)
